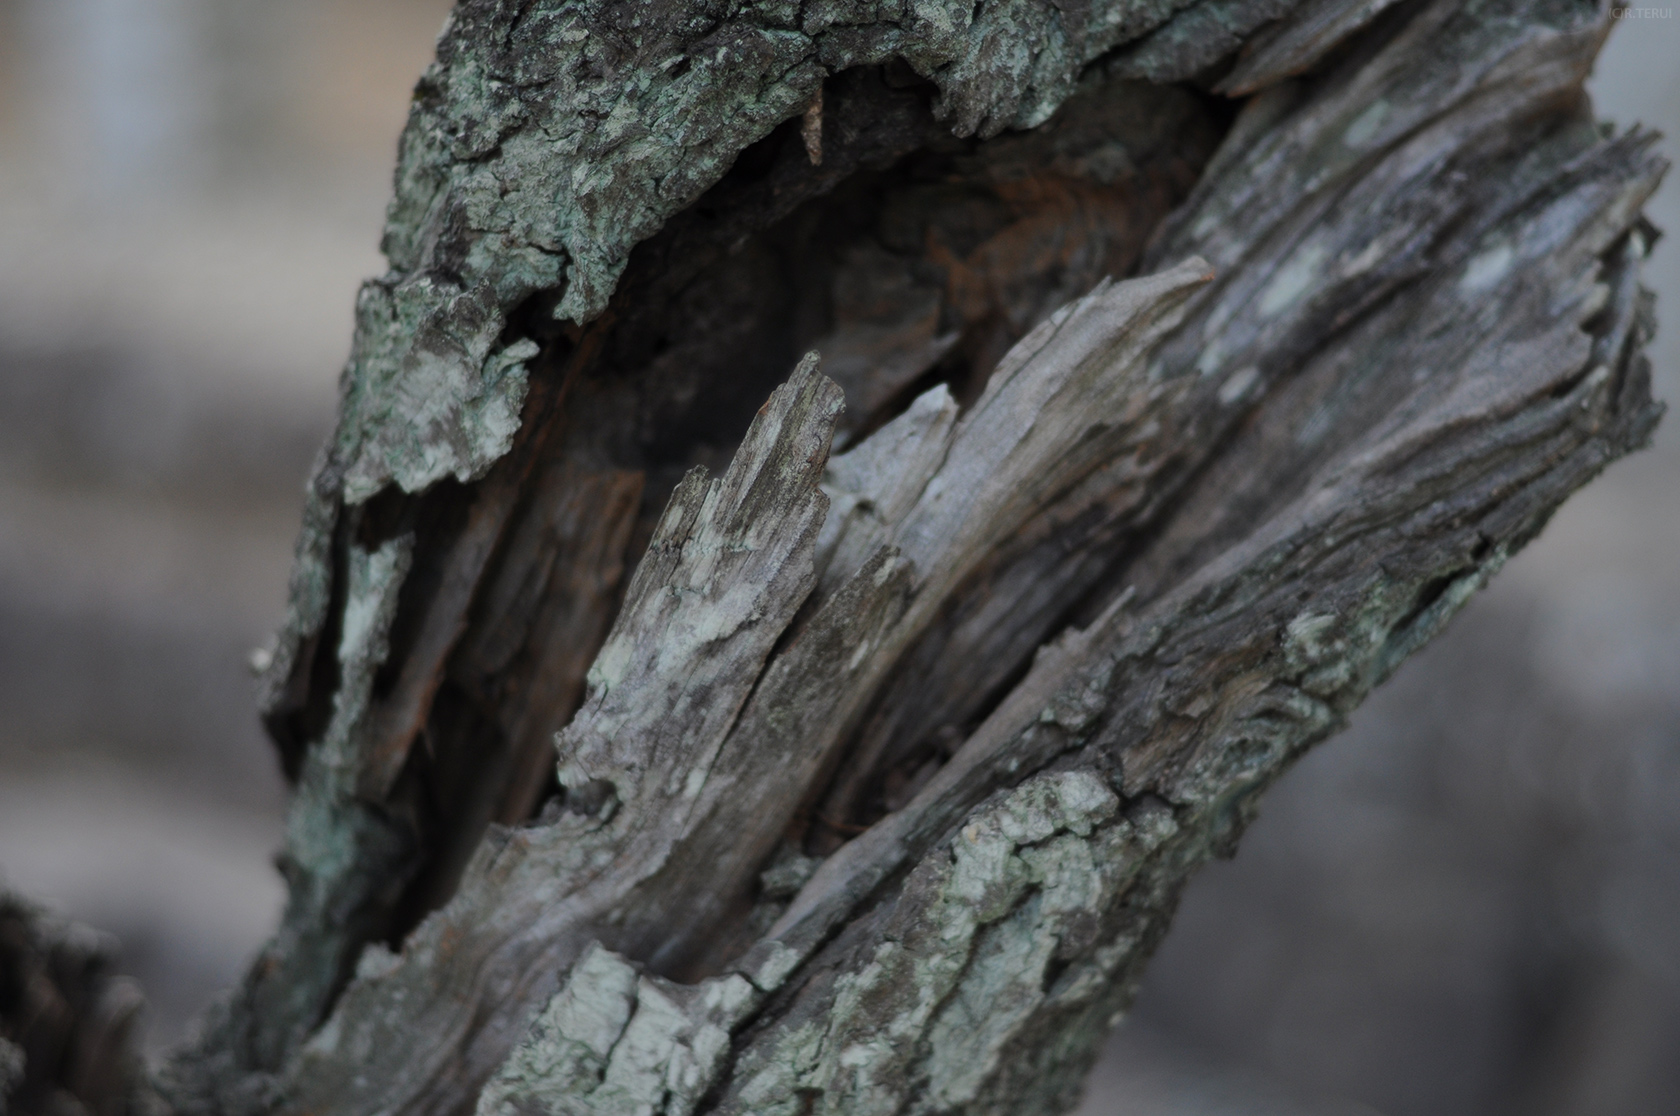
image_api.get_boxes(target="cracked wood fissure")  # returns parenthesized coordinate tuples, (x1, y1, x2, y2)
(139, 0, 1668, 1114)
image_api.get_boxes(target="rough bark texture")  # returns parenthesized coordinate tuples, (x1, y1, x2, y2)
(2, 0, 1662, 1114)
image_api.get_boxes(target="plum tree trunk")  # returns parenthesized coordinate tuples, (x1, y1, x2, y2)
(2, 0, 1665, 1113)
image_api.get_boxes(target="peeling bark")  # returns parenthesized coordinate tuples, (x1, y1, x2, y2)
(19, 0, 1657, 1114)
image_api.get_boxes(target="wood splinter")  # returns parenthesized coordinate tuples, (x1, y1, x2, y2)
(801, 87, 823, 165)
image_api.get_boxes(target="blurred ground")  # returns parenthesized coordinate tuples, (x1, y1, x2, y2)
(0, 2, 1675, 1111)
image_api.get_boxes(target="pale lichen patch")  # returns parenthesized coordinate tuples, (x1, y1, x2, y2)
(480, 946, 762, 1116)
(1461, 241, 1516, 292)
(719, 771, 1140, 1116)
(1258, 240, 1328, 317)
(1342, 99, 1389, 148)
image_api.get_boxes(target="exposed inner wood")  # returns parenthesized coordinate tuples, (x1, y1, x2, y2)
(394, 67, 1220, 942)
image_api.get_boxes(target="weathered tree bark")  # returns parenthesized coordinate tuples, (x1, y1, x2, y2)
(1, 0, 1663, 1114)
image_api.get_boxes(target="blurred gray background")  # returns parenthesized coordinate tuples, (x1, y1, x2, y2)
(0, 3, 1673, 1113)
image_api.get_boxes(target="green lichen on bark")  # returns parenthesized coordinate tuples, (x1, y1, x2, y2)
(721, 770, 1165, 1116)
(168, 533, 422, 1096)
(476, 943, 760, 1116)
(324, 0, 1295, 504)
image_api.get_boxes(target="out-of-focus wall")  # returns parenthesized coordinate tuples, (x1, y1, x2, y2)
(0, 2, 1673, 1109)
(0, 0, 452, 1048)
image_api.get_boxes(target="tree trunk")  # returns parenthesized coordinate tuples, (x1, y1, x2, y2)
(3, 0, 1664, 1113)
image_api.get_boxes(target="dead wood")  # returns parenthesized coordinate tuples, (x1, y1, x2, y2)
(42, 0, 1657, 1114)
